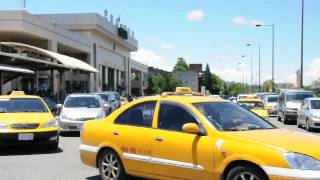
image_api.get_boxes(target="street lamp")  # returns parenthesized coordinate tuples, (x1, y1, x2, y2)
(238, 62, 247, 93)
(247, 43, 261, 92)
(242, 55, 253, 93)
(256, 24, 275, 93)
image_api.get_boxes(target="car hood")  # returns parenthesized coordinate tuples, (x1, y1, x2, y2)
(286, 101, 302, 109)
(311, 109, 320, 116)
(227, 128, 320, 159)
(0, 113, 54, 124)
(62, 107, 102, 119)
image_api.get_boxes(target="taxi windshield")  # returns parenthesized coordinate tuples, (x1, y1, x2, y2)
(194, 102, 275, 131)
(237, 101, 264, 109)
(0, 98, 48, 113)
(64, 96, 101, 108)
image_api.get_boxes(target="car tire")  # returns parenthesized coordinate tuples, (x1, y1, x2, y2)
(283, 114, 289, 124)
(277, 112, 281, 122)
(226, 164, 268, 180)
(98, 149, 127, 180)
(306, 119, 313, 132)
(297, 119, 302, 128)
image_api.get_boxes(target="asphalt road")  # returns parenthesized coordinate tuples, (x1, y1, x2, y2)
(0, 117, 319, 180)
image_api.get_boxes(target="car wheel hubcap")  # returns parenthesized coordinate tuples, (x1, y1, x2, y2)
(234, 172, 259, 180)
(102, 153, 119, 179)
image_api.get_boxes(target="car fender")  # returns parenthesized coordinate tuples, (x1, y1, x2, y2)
(97, 141, 128, 169)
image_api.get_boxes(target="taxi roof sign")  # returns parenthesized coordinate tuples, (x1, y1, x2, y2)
(161, 87, 204, 97)
(10, 91, 26, 96)
(175, 87, 192, 94)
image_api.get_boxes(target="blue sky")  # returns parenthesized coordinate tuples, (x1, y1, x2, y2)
(3, 0, 320, 85)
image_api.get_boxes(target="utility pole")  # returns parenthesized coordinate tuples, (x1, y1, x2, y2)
(21, 0, 26, 10)
(300, 0, 304, 88)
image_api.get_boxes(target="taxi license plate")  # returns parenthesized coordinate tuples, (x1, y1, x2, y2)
(18, 133, 34, 141)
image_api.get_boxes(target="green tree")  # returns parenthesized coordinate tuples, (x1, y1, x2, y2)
(212, 73, 224, 94)
(203, 64, 214, 93)
(263, 80, 277, 92)
(227, 82, 245, 96)
(173, 57, 188, 72)
(146, 74, 180, 95)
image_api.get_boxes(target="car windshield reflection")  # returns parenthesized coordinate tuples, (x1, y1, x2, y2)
(193, 102, 275, 131)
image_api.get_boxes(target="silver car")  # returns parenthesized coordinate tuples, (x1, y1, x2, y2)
(297, 97, 320, 131)
(264, 95, 278, 116)
(96, 92, 117, 115)
(57, 94, 107, 132)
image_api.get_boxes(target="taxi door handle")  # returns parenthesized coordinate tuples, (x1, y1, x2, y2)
(112, 131, 120, 136)
(154, 137, 164, 142)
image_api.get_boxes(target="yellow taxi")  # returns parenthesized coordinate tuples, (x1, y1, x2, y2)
(237, 98, 270, 120)
(0, 91, 59, 150)
(80, 87, 320, 180)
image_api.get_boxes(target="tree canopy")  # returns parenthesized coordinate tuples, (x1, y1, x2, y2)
(173, 57, 189, 72)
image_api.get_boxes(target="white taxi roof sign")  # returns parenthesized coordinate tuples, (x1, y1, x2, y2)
(10, 91, 26, 96)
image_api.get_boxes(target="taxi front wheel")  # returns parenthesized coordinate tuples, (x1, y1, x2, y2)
(98, 149, 127, 180)
(226, 164, 268, 180)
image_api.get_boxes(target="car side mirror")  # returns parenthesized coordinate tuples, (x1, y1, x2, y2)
(182, 123, 201, 135)
(56, 104, 63, 109)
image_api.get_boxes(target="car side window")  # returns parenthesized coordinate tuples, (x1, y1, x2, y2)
(114, 101, 156, 127)
(158, 102, 198, 132)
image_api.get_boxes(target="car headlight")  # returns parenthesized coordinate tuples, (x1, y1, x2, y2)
(311, 114, 320, 119)
(284, 152, 320, 170)
(0, 121, 7, 129)
(95, 111, 106, 119)
(45, 120, 57, 128)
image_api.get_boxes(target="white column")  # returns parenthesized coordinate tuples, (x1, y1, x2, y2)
(48, 40, 58, 95)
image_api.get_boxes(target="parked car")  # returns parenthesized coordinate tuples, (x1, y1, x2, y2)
(297, 98, 320, 131)
(57, 93, 107, 133)
(0, 91, 59, 150)
(80, 87, 320, 180)
(277, 89, 315, 124)
(264, 94, 279, 116)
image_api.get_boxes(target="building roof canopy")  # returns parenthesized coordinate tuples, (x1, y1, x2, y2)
(1, 42, 98, 73)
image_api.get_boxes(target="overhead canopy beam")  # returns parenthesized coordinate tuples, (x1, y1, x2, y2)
(1, 42, 98, 73)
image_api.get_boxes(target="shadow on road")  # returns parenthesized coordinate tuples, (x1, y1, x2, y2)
(59, 131, 80, 137)
(86, 175, 147, 180)
(0, 145, 63, 156)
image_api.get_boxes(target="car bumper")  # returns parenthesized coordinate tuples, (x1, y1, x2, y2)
(285, 111, 298, 120)
(58, 119, 85, 132)
(309, 118, 320, 128)
(269, 108, 278, 115)
(262, 166, 320, 180)
(79, 144, 99, 167)
(0, 130, 58, 146)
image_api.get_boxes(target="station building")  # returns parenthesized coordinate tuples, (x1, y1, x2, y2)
(0, 10, 147, 100)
